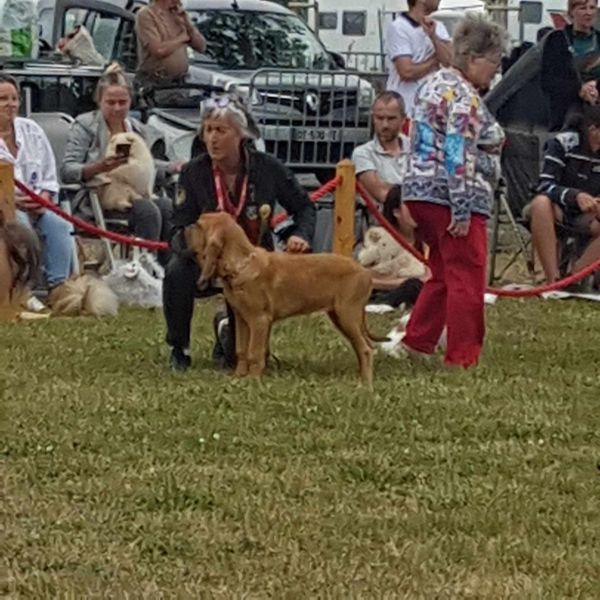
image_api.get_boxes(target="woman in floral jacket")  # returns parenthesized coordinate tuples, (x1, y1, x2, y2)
(401, 16, 506, 368)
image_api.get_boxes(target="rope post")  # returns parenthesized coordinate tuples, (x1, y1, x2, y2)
(333, 159, 355, 257)
(0, 161, 15, 222)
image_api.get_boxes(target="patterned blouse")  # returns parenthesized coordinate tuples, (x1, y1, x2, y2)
(402, 67, 505, 222)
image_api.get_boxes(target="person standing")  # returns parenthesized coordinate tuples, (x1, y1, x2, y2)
(400, 16, 506, 369)
(385, 0, 452, 118)
(542, 0, 600, 131)
(135, 0, 206, 87)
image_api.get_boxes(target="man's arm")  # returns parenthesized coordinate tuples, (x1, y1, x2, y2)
(423, 19, 452, 66)
(393, 55, 438, 81)
(272, 160, 315, 245)
(537, 137, 584, 210)
(181, 13, 206, 53)
(357, 171, 391, 204)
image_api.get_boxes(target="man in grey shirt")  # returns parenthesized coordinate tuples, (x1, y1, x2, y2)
(352, 90, 415, 241)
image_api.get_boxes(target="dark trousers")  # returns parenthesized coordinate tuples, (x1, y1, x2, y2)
(163, 253, 236, 364)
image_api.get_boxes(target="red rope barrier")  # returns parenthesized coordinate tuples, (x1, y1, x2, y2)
(15, 181, 169, 251)
(17, 178, 342, 250)
(15, 177, 599, 297)
(272, 176, 341, 228)
(355, 181, 600, 298)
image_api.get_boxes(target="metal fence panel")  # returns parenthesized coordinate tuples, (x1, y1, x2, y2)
(249, 68, 375, 174)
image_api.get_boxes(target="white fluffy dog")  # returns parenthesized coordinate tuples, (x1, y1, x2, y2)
(358, 226, 427, 280)
(97, 132, 156, 212)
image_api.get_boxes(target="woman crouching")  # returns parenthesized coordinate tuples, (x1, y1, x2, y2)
(163, 95, 315, 371)
(401, 16, 506, 368)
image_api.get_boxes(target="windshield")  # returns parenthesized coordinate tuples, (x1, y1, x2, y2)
(189, 9, 332, 70)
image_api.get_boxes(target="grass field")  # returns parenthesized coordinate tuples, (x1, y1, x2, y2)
(1, 299, 599, 598)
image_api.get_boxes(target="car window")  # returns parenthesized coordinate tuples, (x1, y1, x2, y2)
(189, 9, 332, 70)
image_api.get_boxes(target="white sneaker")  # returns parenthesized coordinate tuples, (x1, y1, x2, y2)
(26, 295, 47, 313)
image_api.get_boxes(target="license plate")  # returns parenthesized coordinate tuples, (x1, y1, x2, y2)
(291, 128, 339, 142)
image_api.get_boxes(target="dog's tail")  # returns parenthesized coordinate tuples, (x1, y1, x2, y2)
(362, 312, 390, 348)
(0, 211, 41, 297)
(50, 275, 119, 317)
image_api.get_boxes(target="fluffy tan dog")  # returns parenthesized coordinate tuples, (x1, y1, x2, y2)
(358, 226, 427, 280)
(0, 211, 41, 321)
(96, 132, 155, 211)
(185, 212, 386, 386)
(47, 274, 119, 318)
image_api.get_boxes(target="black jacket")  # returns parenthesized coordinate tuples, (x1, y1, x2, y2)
(171, 149, 316, 248)
(541, 25, 600, 131)
(537, 130, 600, 218)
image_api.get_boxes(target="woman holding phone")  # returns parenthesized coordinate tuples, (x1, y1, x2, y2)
(61, 63, 180, 248)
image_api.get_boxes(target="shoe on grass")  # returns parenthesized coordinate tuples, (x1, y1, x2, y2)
(170, 347, 191, 371)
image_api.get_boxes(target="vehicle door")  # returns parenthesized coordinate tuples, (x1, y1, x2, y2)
(53, 0, 138, 71)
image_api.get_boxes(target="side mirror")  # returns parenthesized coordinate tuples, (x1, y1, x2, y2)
(329, 51, 346, 69)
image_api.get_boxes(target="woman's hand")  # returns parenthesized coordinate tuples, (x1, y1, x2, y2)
(100, 155, 129, 173)
(286, 235, 310, 253)
(447, 217, 470, 238)
(580, 80, 599, 104)
(15, 190, 46, 217)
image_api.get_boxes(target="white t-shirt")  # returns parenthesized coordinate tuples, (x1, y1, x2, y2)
(385, 13, 450, 117)
(0, 117, 59, 195)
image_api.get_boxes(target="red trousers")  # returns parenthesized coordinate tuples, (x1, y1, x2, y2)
(403, 202, 488, 368)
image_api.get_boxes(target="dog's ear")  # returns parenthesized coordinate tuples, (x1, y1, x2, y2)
(199, 227, 225, 283)
(184, 221, 204, 259)
(368, 228, 381, 243)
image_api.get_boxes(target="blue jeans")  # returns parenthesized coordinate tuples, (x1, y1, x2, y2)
(16, 209, 76, 288)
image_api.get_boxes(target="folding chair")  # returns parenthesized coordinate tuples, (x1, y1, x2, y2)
(488, 127, 554, 285)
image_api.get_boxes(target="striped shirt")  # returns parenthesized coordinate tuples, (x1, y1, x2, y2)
(537, 131, 600, 217)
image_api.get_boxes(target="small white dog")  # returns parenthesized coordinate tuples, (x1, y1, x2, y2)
(96, 132, 156, 211)
(358, 226, 427, 280)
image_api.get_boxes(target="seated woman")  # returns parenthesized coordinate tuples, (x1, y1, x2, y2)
(0, 74, 75, 303)
(60, 63, 179, 261)
(542, 0, 600, 131)
(529, 104, 600, 283)
(163, 94, 316, 371)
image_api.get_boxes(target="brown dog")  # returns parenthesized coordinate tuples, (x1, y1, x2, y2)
(0, 211, 41, 321)
(185, 212, 382, 385)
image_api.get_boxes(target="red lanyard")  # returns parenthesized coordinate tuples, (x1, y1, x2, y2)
(212, 164, 249, 219)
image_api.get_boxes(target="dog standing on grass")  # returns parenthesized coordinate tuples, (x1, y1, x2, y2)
(185, 212, 386, 386)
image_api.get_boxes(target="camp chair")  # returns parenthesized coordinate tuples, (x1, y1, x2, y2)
(489, 128, 594, 286)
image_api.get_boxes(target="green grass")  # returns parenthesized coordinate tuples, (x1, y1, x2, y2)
(1, 299, 599, 598)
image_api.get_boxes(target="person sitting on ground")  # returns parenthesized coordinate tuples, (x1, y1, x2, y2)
(163, 94, 316, 371)
(528, 104, 600, 283)
(135, 0, 206, 88)
(542, 0, 600, 131)
(61, 63, 179, 265)
(0, 74, 76, 308)
(385, 0, 452, 118)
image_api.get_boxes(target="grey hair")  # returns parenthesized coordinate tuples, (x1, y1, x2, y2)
(199, 95, 260, 141)
(452, 15, 507, 71)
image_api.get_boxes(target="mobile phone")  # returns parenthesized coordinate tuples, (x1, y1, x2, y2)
(116, 143, 131, 158)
